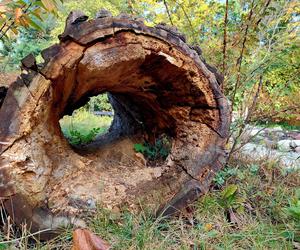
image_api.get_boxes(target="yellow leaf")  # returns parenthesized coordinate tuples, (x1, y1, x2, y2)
(41, 0, 56, 11)
(204, 223, 213, 231)
(19, 15, 29, 27)
(11, 27, 18, 35)
(14, 7, 22, 24)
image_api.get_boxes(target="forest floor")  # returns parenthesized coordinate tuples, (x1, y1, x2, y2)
(0, 155, 299, 249)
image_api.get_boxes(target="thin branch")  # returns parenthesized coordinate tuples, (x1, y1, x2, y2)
(127, 0, 135, 15)
(0, 228, 53, 244)
(178, 2, 197, 43)
(254, 0, 272, 30)
(163, 0, 173, 25)
(0, 2, 32, 40)
(226, 75, 263, 164)
(230, 0, 255, 107)
(222, 0, 229, 89)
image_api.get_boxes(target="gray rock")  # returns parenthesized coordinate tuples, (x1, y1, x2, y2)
(277, 140, 294, 152)
(239, 143, 300, 169)
(264, 138, 277, 149)
(294, 147, 300, 153)
(291, 140, 300, 148)
(278, 140, 300, 151)
(271, 126, 283, 132)
(249, 128, 263, 137)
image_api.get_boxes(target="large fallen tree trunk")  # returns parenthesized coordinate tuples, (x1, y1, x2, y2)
(0, 10, 230, 238)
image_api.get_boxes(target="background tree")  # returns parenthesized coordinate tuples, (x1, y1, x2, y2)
(0, 0, 299, 130)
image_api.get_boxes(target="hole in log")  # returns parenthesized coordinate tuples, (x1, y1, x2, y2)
(59, 93, 114, 148)
(0, 12, 230, 238)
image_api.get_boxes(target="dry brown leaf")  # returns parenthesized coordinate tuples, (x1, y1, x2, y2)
(72, 228, 111, 250)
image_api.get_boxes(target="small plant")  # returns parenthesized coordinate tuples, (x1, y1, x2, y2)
(249, 164, 259, 175)
(67, 127, 102, 145)
(134, 136, 171, 161)
(220, 184, 239, 208)
(285, 190, 300, 221)
(214, 167, 240, 187)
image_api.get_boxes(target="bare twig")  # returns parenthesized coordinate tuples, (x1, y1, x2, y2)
(177, 1, 197, 43)
(254, 0, 272, 30)
(233, 127, 266, 153)
(0, 228, 53, 244)
(222, 0, 229, 82)
(230, 0, 255, 107)
(163, 0, 173, 25)
(226, 75, 263, 164)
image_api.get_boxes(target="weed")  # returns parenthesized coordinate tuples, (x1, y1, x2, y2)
(134, 136, 171, 161)
(67, 127, 102, 145)
(59, 109, 112, 145)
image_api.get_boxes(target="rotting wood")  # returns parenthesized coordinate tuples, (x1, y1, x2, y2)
(0, 10, 230, 239)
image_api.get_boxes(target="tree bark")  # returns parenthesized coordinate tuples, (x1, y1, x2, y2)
(0, 11, 230, 239)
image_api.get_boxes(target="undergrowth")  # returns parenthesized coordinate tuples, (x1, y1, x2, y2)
(0, 158, 299, 249)
(59, 109, 113, 145)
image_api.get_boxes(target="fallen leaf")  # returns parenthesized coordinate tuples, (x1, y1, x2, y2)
(204, 223, 213, 231)
(72, 228, 111, 250)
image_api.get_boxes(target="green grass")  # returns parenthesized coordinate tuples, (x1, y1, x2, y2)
(1, 159, 298, 249)
(59, 108, 113, 145)
(82, 161, 299, 249)
(2, 110, 300, 249)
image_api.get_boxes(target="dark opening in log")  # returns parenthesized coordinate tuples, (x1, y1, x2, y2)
(0, 10, 230, 238)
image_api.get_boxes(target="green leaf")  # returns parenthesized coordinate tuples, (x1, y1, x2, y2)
(134, 143, 145, 153)
(31, 9, 43, 21)
(27, 17, 44, 31)
(222, 184, 238, 199)
(0, 243, 8, 250)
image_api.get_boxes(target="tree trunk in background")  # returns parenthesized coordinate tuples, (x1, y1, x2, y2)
(0, 10, 230, 239)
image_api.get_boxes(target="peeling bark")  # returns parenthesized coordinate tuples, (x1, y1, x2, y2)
(0, 10, 230, 238)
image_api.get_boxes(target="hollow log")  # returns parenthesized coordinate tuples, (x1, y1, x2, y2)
(0, 10, 230, 238)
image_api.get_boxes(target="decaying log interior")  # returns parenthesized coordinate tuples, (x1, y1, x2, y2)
(0, 9, 230, 238)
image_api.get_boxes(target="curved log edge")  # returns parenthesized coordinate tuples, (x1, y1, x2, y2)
(0, 10, 231, 238)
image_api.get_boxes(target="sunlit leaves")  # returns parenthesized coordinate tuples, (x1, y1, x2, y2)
(0, 0, 63, 40)
(41, 0, 57, 12)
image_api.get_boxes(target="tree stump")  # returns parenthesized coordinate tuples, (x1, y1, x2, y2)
(0, 10, 230, 237)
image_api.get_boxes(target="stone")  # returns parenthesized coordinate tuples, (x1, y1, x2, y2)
(289, 132, 300, 140)
(248, 127, 264, 137)
(294, 147, 300, 154)
(277, 140, 300, 152)
(290, 140, 300, 148)
(271, 126, 283, 131)
(21, 53, 37, 71)
(264, 138, 277, 149)
(278, 140, 293, 152)
(239, 143, 300, 169)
